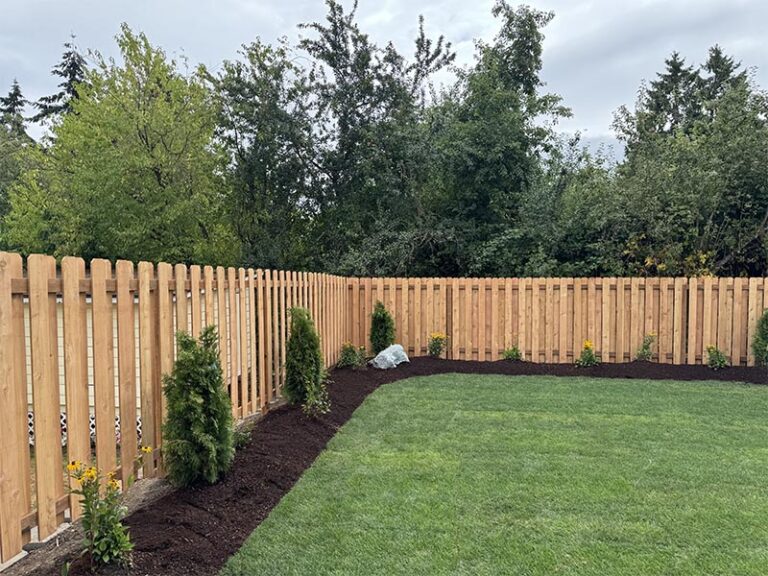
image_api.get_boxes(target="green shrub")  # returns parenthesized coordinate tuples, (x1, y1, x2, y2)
(163, 326, 234, 487)
(370, 301, 395, 354)
(502, 346, 522, 361)
(575, 339, 600, 367)
(302, 369, 331, 418)
(636, 333, 656, 361)
(752, 309, 768, 366)
(428, 332, 447, 357)
(284, 308, 326, 410)
(706, 345, 729, 370)
(337, 341, 367, 369)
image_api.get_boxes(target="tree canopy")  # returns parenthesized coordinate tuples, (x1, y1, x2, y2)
(2, 2, 768, 278)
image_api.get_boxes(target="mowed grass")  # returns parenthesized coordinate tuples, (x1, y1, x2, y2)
(222, 375, 768, 576)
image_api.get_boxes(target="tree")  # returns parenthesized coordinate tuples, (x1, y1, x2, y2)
(424, 1, 570, 276)
(5, 25, 239, 264)
(611, 46, 768, 276)
(297, 0, 454, 271)
(32, 37, 88, 122)
(213, 39, 314, 270)
(0, 80, 29, 138)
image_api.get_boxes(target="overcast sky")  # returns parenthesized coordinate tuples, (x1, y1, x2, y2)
(2, 0, 766, 149)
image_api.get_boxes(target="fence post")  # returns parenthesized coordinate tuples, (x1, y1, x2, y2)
(0, 253, 25, 562)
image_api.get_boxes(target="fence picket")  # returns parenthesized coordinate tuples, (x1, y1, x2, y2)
(116, 261, 138, 486)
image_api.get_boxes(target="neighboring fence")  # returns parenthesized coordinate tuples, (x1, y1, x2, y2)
(346, 277, 768, 365)
(0, 252, 347, 565)
(1, 252, 767, 566)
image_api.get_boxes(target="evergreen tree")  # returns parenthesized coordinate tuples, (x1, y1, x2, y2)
(699, 45, 747, 118)
(0, 80, 28, 138)
(33, 38, 88, 122)
(645, 52, 699, 134)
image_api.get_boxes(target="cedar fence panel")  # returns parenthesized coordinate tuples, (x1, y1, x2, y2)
(0, 253, 343, 564)
(1, 250, 767, 566)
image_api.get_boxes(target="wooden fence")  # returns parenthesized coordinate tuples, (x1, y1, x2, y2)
(1, 252, 767, 566)
(0, 252, 347, 565)
(346, 277, 768, 365)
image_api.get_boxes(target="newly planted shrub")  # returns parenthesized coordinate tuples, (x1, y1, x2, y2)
(502, 346, 522, 361)
(285, 308, 329, 417)
(337, 341, 366, 369)
(428, 332, 447, 357)
(752, 309, 768, 366)
(370, 301, 395, 354)
(636, 333, 656, 361)
(706, 345, 729, 370)
(575, 339, 600, 367)
(163, 326, 234, 487)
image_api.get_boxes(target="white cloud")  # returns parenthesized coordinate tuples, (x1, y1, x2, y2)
(1, 0, 766, 142)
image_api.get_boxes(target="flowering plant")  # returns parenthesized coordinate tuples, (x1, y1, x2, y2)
(575, 339, 600, 367)
(428, 332, 448, 357)
(66, 446, 152, 568)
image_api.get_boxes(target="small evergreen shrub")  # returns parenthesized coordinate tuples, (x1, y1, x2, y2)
(285, 308, 329, 418)
(163, 326, 234, 487)
(575, 339, 600, 367)
(502, 346, 522, 361)
(706, 345, 729, 370)
(337, 341, 366, 369)
(428, 332, 447, 357)
(370, 301, 395, 354)
(636, 333, 656, 361)
(752, 309, 768, 366)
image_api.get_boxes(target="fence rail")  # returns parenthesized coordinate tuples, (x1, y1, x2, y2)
(0, 251, 766, 566)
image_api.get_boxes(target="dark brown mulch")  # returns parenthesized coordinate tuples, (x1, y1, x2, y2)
(49, 357, 768, 576)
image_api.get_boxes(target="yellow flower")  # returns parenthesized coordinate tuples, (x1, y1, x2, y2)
(430, 332, 446, 340)
(141, 446, 153, 454)
(81, 467, 98, 482)
(66, 460, 82, 473)
(583, 340, 594, 350)
(107, 479, 120, 491)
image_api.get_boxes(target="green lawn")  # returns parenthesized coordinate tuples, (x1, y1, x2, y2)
(222, 374, 768, 576)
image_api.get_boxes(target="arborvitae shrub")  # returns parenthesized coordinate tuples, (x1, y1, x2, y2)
(752, 309, 768, 366)
(163, 326, 234, 487)
(370, 301, 395, 354)
(284, 308, 324, 405)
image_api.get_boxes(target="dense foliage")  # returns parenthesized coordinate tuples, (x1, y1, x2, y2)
(2, 2, 768, 278)
(284, 307, 326, 410)
(370, 301, 396, 354)
(706, 345, 729, 370)
(163, 326, 234, 487)
(337, 341, 366, 369)
(751, 310, 768, 366)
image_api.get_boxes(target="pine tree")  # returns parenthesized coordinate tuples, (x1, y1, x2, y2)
(699, 45, 747, 118)
(0, 80, 28, 137)
(644, 52, 699, 134)
(33, 38, 87, 122)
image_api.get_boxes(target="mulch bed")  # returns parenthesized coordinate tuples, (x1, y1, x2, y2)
(36, 357, 768, 575)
